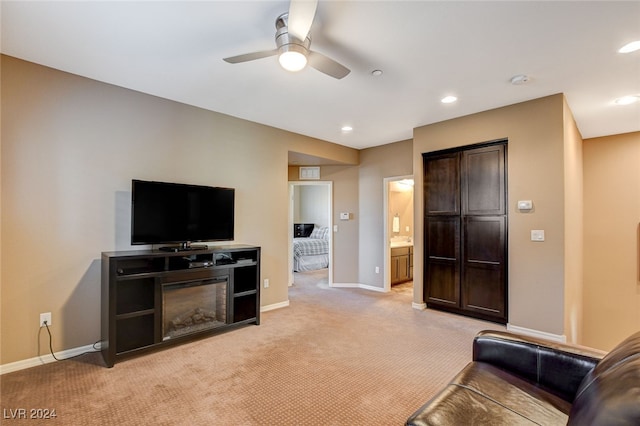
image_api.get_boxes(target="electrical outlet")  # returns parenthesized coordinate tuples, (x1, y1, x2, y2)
(264, 278, 269, 288)
(375, 266, 380, 274)
(40, 312, 52, 327)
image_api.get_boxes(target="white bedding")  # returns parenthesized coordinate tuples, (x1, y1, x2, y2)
(293, 226, 330, 272)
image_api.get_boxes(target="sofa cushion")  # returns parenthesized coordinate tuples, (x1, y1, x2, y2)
(407, 362, 571, 425)
(568, 331, 640, 425)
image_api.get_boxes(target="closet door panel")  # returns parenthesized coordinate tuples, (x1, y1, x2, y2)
(462, 266, 505, 316)
(462, 145, 505, 216)
(426, 263, 459, 306)
(424, 153, 460, 215)
(425, 216, 460, 306)
(464, 216, 505, 264)
(462, 216, 506, 319)
(426, 217, 460, 259)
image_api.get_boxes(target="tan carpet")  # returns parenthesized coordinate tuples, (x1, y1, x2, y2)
(1, 270, 503, 425)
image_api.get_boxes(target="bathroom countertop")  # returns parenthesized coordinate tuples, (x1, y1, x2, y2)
(390, 241, 413, 248)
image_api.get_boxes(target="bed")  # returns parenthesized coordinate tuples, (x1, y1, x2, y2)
(293, 225, 330, 272)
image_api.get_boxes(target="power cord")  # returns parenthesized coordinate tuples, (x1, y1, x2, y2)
(41, 320, 101, 361)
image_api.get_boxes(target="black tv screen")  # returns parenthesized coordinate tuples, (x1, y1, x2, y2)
(131, 180, 234, 246)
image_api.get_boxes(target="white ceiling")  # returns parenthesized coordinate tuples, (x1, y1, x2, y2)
(2, 1, 639, 150)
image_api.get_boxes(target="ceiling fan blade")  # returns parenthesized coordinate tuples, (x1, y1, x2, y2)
(308, 50, 350, 79)
(223, 49, 278, 64)
(288, 0, 318, 41)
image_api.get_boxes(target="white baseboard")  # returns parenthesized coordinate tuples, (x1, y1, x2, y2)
(0, 343, 101, 375)
(330, 282, 359, 288)
(1, 302, 288, 375)
(356, 283, 387, 293)
(412, 302, 426, 310)
(331, 283, 388, 292)
(3, 301, 291, 374)
(506, 324, 566, 343)
(261, 300, 290, 312)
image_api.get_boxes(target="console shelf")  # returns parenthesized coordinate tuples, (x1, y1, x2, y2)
(101, 245, 260, 367)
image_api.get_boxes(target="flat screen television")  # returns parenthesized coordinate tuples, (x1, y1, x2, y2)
(131, 179, 234, 249)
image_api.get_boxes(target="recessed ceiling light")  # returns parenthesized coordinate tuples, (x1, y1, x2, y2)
(510, 74, 530, 85)
(614, 95, 639, 105)
(341, 125, 353, 132)
(441, 96, 457, 104)
(618, 40, 640, 54)
(371, 69, 383, 77)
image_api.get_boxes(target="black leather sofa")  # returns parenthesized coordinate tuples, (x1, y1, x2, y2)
(407, 330, 640, 425)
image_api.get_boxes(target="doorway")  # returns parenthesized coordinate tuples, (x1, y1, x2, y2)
(288, 181, 333, 288)
(383, 176, 414, 292)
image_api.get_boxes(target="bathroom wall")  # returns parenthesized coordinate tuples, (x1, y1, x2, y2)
(389, 182, 414, 239)
(293, 185, 329, 228)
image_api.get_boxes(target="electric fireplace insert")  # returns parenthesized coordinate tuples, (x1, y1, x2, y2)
(162, 276, 228, 340)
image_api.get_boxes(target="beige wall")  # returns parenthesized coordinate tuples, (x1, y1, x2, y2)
(359, 140, 413, 288)
(0, 55, 358, 365)
(0, 53, 3, 363)
(583, 131, 640, 350)
(289, 141, 414, 288)
(413, 95, 573, 337)
(322, 165, 360, 284)
(288, 165, 360, 284)
(563, 97, 585, 344)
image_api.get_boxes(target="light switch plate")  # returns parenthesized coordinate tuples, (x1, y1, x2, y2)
(531, 230, 545, 241)
(518, 200, 533, 210)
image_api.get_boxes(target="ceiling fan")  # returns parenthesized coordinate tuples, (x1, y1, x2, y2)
(223, 0, 350, 79)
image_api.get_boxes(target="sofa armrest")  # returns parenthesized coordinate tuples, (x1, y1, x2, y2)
(473, 330, 606, 402)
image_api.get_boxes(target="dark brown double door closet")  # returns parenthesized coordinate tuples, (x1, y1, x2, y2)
(423, 141, 507, 324)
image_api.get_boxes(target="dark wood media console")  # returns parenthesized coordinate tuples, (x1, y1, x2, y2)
(101, 245, 260, 367)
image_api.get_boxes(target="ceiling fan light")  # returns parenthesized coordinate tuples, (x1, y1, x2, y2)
(618, 40, 640, 54)
(614, 95, 639, 105)
(279, 50, 307, 72)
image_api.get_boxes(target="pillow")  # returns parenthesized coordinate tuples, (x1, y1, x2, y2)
(309, 226, 329, 239)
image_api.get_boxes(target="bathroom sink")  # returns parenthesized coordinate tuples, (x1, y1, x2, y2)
(390, 240, 413, 248)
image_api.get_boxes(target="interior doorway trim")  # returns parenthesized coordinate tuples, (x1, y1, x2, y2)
(383, 175, 414, 292)
(288, 181, 333, 287)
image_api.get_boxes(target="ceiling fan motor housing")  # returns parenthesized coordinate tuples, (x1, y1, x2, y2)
(275, 13, 311, 57)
